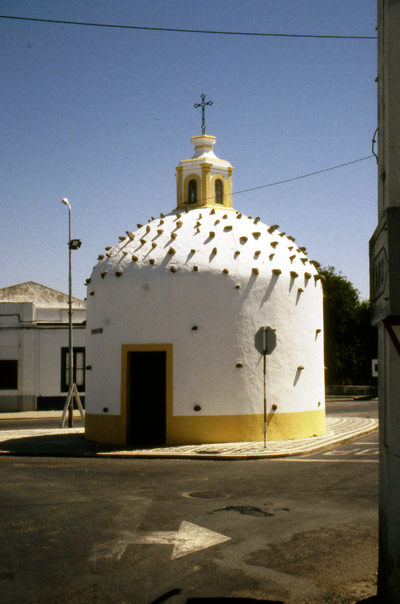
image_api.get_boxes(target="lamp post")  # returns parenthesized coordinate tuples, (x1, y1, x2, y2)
(61, 198, 82, 428)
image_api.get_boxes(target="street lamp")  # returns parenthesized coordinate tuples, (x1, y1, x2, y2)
(60, 198, 84, 428)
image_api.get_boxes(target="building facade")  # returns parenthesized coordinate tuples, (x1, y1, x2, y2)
(0, 282, 86, 412)
(85, 135, 325, 446)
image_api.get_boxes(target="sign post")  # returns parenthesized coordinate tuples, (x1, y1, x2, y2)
(255, 327, 276, 447)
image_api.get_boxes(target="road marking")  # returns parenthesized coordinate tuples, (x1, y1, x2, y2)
(355, 448, 379, 455)
(132, 521, 231, 560)
(323, 447, 379, 457)
(90, 496, 152, 562)
(90, 496, 230, 562)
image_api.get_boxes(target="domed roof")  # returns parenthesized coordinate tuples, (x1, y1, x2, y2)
(91, 207, 320, 286)
(85, 133, 325, 448)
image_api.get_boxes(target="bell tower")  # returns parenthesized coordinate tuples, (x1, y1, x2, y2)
(175, 135, 234, 210)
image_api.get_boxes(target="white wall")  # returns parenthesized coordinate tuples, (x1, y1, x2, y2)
(85, 208, 324, 420)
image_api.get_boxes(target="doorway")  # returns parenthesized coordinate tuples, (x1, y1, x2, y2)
(128, 350, 166, 446)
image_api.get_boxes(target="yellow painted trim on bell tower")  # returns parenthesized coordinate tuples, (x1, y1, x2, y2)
(183, 173, 202, 206)
(210, 173, 230, 208)
(201, 163, 212, 207)
(176, 166, 183, 208)
(228, 167, 233, 207)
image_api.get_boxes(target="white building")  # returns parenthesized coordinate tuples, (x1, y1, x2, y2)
(85, 135, 325, 446)
(0, 281, 86, 412)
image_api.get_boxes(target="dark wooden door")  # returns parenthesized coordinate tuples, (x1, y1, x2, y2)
(128, 351, 166, 446)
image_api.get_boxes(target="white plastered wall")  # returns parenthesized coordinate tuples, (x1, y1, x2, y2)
(85, 208, 324, 420)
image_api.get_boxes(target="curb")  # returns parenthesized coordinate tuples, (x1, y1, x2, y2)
(0, 417, 378, 460)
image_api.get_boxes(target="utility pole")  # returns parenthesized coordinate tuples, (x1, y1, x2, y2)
(370, 2, 400, 601)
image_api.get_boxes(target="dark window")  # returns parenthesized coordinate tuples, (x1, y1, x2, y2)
(0, 360, 18, 390)
(215, 179, 223, 204)
(61, 348, 85, 393)
(188, 179, 197, 204)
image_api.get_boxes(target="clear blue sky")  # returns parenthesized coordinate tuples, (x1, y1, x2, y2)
(1, 0, 377, 301)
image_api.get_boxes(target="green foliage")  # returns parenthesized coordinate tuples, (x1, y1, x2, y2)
(319, 266, 377, 386)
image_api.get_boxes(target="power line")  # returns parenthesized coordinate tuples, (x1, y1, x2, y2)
(0, 15, 377, 39)
(233, 155, 375, 196)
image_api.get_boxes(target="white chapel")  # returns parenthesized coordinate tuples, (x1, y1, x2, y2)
(84, 134, 326, 445)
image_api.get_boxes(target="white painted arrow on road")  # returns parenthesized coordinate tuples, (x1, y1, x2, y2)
(90, 497, 231, 562)
(133, 521, 231, 560)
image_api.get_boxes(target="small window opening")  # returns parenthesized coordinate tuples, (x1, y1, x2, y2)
(188, 179, 197, 204)
(0, 360, 18, 390)
(61, 347, 86, 393)
(215, 179, 223, 204)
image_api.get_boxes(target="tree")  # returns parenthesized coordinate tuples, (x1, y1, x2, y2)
(319, 266, 377, 386)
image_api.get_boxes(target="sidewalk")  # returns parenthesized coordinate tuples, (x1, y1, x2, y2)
(0, 415, 378, 459)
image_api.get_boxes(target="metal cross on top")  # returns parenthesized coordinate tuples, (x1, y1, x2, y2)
(194, 94, 213, 135)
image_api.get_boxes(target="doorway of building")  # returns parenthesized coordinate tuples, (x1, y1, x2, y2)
(128, 351, 166, 447)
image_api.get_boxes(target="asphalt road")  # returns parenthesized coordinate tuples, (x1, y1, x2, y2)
(0, 407, 379, 604)
(325, 398, 378, 420)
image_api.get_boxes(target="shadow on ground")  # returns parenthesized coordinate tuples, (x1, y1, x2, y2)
(0, 432, 129, 456)
(147, 588, 380, 604)
(149, 594, 283, 604)
(185, 600, 283, 603)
